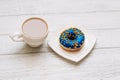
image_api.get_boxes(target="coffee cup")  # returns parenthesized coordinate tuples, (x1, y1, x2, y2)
(10, 17, 48, 47)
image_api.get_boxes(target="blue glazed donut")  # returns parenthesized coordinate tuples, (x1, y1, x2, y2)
(59, 28, 85, 51)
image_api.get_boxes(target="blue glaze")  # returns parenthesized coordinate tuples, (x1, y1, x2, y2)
(59, 28, 85, 49)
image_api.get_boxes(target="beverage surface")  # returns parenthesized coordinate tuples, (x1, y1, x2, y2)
(22, 19, 47, 38)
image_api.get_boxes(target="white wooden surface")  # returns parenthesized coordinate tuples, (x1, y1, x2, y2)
(0, 0, 120, 80)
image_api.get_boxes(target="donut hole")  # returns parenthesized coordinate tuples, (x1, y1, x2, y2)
(67, 29, 76, 40)
(68, 33, 76, 40)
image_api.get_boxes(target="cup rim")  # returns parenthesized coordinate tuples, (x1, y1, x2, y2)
(22, 17, 48, 39)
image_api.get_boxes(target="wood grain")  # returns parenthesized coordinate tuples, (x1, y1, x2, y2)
(0, 48, 120, 80)
(0, 0, 120, 80)
(0, 0, 120, 16)
(0, 12, 120, 34)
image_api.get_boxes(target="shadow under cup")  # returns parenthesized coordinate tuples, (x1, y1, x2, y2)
(21, 17, 48, 47)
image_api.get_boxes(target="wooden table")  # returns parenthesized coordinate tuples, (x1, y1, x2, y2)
(0, 0, 120, 80)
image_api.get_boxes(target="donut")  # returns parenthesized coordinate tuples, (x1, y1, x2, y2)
(59, 28, 85, 51)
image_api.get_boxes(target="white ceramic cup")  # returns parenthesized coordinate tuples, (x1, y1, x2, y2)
(10, 17, 48, 47)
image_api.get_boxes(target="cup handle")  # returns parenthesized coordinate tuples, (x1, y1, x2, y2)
(9, 33, 24, 42)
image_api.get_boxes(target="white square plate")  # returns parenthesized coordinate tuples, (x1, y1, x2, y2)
(48, 26, 96, 62)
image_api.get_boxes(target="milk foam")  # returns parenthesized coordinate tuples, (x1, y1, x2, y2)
(22, 19, 47, 38)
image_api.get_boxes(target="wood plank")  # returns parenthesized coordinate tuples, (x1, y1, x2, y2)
(0, 28, 119, 55)
(0, 0, 120, 16)
(0, 12, 120, 34)
(0, 48, 120, 80)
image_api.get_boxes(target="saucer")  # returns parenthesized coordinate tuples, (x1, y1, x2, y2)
(48, 26, 96, 62)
